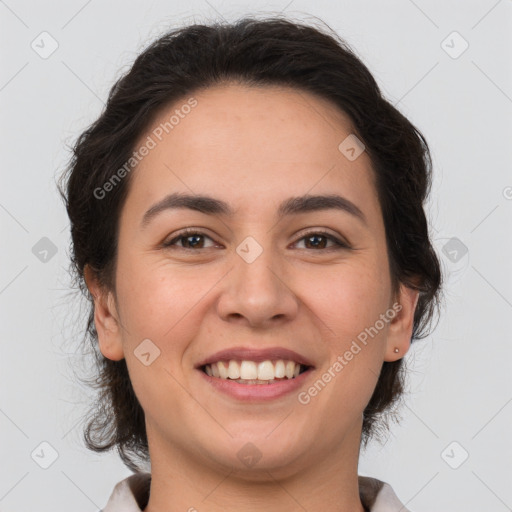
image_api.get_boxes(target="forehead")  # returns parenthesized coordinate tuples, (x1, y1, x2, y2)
(126, 83, 378, 219)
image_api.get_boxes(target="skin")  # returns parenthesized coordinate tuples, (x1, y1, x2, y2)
(85, 83, 419, 512)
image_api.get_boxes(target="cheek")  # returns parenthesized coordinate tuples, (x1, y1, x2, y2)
(317, 259, 392, 393)
(302, 257, 391, 404)
(113, 259, 212, 411)
(307, 256, 391, 339)
(114, 257, 213, 348)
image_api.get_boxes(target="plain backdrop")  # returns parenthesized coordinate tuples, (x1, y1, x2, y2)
(1, 1, 511, 511)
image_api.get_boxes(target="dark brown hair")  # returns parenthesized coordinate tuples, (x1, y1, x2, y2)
(58, 15, 442, 473)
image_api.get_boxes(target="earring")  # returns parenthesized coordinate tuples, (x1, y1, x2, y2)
(393, 347, 399, 353)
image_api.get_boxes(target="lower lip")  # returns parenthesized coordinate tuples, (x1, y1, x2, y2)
(198, 368, 314, 401)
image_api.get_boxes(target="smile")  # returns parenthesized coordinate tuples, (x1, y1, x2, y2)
(196, 346, 315, 400)
(202, 359, 309, 384)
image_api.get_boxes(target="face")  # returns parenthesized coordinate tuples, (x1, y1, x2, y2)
(88, 83, 418, 479)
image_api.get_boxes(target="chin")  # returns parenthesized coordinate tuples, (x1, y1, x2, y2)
(201, 431, 309, 476)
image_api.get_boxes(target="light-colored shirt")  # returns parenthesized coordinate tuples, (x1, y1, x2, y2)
(102, 472, 411, 511)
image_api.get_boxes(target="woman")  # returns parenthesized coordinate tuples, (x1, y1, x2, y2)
(59, 16, 441, 512)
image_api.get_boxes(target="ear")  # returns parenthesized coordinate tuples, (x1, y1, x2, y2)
(384, 283, 420, 362)
(84, 264, 125, 361)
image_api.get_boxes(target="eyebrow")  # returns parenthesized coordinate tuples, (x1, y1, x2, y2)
(140, 192, 367, 228)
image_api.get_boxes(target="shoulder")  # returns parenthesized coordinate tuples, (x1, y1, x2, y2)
(358, 475, 412, 511)
(103, 472, 410, 512)
(103, 472, 151, 512)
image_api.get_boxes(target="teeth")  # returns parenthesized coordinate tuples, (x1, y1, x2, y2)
(204, 359, 305, 382)
(257, 360, 274, 380)
(285, 360, 295, 379)
(274, 360, 285, 378)
(217, 361, 228, 379)
(240, 361, 258, 380)
(228, 360, 240, 379)
(233, 379, 274, 385)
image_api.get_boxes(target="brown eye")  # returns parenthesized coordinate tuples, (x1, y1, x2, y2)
(294, 231, 349, 250)
(163, 230, 217, 250)
(162, 229, 350, 252)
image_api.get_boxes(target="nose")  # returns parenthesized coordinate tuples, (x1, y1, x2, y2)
(216, 243, 299, 328)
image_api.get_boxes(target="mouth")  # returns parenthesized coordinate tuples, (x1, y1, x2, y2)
(200, 359, 311, 385)
(195, 347, 315, 400)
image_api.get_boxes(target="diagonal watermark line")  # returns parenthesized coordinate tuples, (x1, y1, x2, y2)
(407, 0, 439, 28)
(0, 62, 29, 92)
(0, 0, 29, 28)
(472, 396, 512, 439)
(204, 0, 228, 22)
(61, 61, 105, 105)
(471, 265, 512, 308)
(61, 470, 101, 509)
(162, 163, 234, 236)
(471, 0, 502, 30)
(265, 469, 309, 511)
(85, 264, 134, 337)
(0, 408, 29, 438)
(295, 89, 343, 139)
(162, 162, 196, 194)
(472, 60, 512, 105)
(162, 366, 234, 438)
(0, 472, 29, 502)
(265, 410, 294, 438)
(402, 472, 439, 511)
(60, 415, 83, 440)
(0, 202, 29, 233)
(163, 267, 234, 337)
(201, 468, 235, 502)
(470, 204, 499, 233)
(266, 163, 338, 236)
(367, 366, 384, 389)
(280, 0, 295, 12)
(61, 0, 93, 29)
(265, 265, 337, 337)
(472, 470, 511, 509)
(0, 265, 28, 295)
(395, 62, 439, 106)
(404, 403, 439, 438)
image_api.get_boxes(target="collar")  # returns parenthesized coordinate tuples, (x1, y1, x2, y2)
(103, 472, 410, 511)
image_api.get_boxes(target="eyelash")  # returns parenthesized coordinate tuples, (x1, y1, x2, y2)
(162, 228, 351, 251)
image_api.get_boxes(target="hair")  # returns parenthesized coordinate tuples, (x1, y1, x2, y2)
(58, 15, 442, 473)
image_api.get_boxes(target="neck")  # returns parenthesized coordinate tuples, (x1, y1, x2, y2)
(143, 421, 367, 512)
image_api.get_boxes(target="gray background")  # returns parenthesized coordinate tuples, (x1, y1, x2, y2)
(1, 1, 511, 511)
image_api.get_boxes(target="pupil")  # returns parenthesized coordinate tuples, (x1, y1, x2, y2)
(186, 235, 202, 248)
(307, 235, 326, 249)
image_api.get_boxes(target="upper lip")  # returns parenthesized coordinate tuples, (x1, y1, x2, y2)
(195, 346, 315, 369)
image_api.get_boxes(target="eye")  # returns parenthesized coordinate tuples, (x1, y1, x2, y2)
(162, 229, 350, 251)
(162, 229, 218, 250)
(293, 230, 350, 250)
